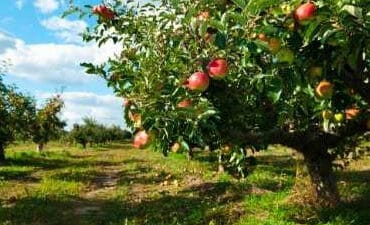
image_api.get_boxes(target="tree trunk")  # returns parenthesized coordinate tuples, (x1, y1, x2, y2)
(37, 143, 44, 152)
(218, 151, 225, 173)
(187, 148, 194, 161)
(302, 150, 340, 207)
(0, 144, 5, 162)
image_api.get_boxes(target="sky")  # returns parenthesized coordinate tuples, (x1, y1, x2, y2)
(0, 0, 126, 129)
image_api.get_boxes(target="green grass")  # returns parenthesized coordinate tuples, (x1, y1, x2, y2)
(0, 142, 369, 225)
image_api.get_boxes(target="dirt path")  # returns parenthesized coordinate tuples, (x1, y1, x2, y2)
(74, 164, 123, 216)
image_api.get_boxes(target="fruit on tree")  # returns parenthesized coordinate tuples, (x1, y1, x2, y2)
(186, 72, 210, 92)
(276, 49, 295, 64)
(308, 66, 323, 77)
(316, 81, 333, 98)
(177, 99, 192, 108)
(257, 33, 268, 42)
(133, 130, 150, 149)
(334, 113, 344, 123)
(207, 58, 228, 79)
(295, 2, 316, 21)
(92, 5, 115, 20)
(268, 38, 281, 54)
(322, 110, 333, 120)
(345, 108, 360, 120)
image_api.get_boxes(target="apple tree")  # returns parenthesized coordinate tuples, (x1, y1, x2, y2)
(70, 0, 370, 206)
(0, 74, 36, 161)
(31, 95, 66, 152)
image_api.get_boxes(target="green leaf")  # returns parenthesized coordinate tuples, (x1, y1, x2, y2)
(215, 33, 227, 49)
(266, 78, 283, 103)
(342, 5, 363, 19)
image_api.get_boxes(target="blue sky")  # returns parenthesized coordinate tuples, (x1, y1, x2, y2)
(0, 0, 125, 129)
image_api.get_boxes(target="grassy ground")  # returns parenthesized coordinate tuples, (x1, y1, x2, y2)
(0, 142, 369, 225)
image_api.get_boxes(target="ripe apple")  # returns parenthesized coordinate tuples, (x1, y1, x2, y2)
(257, 33, 268, 42)
(334, 113, 344, 123)
(308, 66, 323, 77)
(316, 81, 333, 99)
(171, 143, 181, 153)
(276, 49, 295, 64)
(186, 72, 210, 92)
(92, 5, 115, 20)
(295, 2, 316, 22)
(177, 99, 192, 108)
(207, 58, 228, 79)
(322, 110, 333, 120)
(133, 130, 150, 149)
(268, 38, 281, 54)
(345, 108, 360, 120)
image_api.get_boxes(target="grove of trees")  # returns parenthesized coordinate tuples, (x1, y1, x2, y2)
(0, 65, 66, 160)
(68, 117, 132, 148)
(72, 0, 370, 206)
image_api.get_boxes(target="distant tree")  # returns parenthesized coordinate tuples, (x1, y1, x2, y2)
(31, 95, 66, 152)
(0, 74, 35, 161)
(68, 117, 129, 148)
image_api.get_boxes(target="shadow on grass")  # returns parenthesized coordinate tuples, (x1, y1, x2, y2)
(4, 153, 120, 171)
(0, 170, 38, 182)
(0, 181, 249, 225)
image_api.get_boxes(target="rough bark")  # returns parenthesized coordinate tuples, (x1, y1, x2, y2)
(218, 152, 225, 173)
(187, 148, 194, 161)
(37, 143, 44, 152)
(302, 149, 340, 207)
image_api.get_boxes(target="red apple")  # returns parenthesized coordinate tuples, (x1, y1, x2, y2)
(345, 108, 360, 120)
(207, 58, 228, 79)
(295, 2, 316, 21)
(177, 99, 192, 108)
(316, 80, 333, 99)
(133, 130, 150, 149)
(186, 72, 210, 92)
(92, 5, 115, 20)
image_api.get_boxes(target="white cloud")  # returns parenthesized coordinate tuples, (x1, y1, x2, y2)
(0, 32, 22, 54)
(0, 32, 124, 128)
(0, 32, 121, 84)
(34, 0, 59, 14)
(15, 0, 24, 10)
(37, 92, 126, 129)
(41, 17, 87, 43)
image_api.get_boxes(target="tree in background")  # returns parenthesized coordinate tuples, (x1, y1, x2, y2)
(0, 73, 35, 161)
(31, 95, 66, 152)
(68, 117, 130, 148)
(71, 0, 370, 206)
